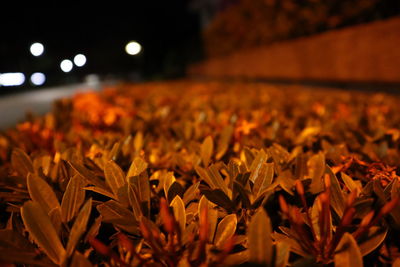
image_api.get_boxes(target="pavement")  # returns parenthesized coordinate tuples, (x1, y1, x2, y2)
(0, 82, 100, 130)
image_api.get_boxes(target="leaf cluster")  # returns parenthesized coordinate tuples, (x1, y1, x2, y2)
(0, 82, 400, 266)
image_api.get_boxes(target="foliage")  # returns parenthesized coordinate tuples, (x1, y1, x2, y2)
(0, 81, 400, 266)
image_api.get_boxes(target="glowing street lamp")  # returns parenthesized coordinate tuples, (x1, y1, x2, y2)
(30, 72, 46, 86)
(30, 42, 44, 56)
(60, 59, 73, 73)
(125, 41, 142, 55)
(73, 54, 87, 67)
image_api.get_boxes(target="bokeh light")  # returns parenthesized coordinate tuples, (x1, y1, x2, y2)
(60, 59, 73, 73)
(73, 54, 87, 67)
(30, 72, 46, 86)
(125, 41, 142, 55)
(0, 73, 25, 86)
(29, 42, 44, 57)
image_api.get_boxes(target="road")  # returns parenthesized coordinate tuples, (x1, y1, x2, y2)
(0, 83, 100, 129)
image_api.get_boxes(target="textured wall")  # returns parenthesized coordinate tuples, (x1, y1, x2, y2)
(190, 17, 400, 83)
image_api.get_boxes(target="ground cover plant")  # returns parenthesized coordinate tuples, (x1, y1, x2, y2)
(0, 81, 400, 266)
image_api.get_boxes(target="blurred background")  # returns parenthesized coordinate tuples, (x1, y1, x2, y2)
(0, 0, 399, 95)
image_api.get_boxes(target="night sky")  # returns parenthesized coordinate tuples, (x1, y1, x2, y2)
(0, 2, 203, 88)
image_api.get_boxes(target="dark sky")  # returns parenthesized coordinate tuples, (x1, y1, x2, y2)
(0, 2, 203, 86)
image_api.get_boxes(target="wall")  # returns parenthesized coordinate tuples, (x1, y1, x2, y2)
(189, 17, 400, 83)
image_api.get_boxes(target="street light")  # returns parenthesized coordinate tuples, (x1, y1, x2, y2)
(125, 41, 142, 55)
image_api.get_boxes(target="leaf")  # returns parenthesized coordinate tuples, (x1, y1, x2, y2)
(308, 153, 325, 194)
(274, 232, 311, 258)
(170, 195, 186, 232)
(68, 161, 110, 191)
(242, 147, 255, 169)
(216, 125, 233, 160)
(0, 247, 56, 267)
(292, 257, 319, 267)
(85, 215, 102, 242)
(198, 196, 218, 242)
(0, 229, 36, 250)
(97, 200, 138, 234)
(61, 175, 86, 222)
(390, 179, 400, 224)
(227, 159, 240, 182)
(249, 149, 268, 183)
(195, 164, 232, 198)
(107, 141, 121, 161)
(133, 131, 144, 152)
(104, 160, 126, 197)
(248, 208, 272, 265)
(268, 144, 289, 173)
(195, 165, 214, 189)
(83, 186, 115, 199)
(341, 172, 361, 193)
(224, 250, 249, 266)
(358, 226, 387, 256)
(127, 157, 148, 178)
(296, 126, 320, 144)
(27, 173, 60, 215)
(33, 155, 52, 176)
(275, 241, 291, 267)
(49, 207, 62, 235)
(294, 153, 307, 179)
(214, 214, 237, 248)
(207, 164, 231, 198)
(394, 258, 400, 267)
(202, 189, 235, 213)
(334, 233, 363, 267)
(71, 252, 93, 267)
(277, 170, 296, 196)
(128, 183, 142, 219)
(327, 167, 345, 217)
(183, 181, 200, 205)
(201, 135, 213, 167)
(66, 199, 92, 258)
(163, 172, 176, 199)
(182, 222, 198, 245)
(21, 201, 65, 264)
(253, 162, 274, 197)
(167, 182, 184, 203)
(116, 184, 130, 207)
(129, 171, 151, 217)
(311, 196, 322, 240)
(11, 148, 34, 178)
(233, 181, 251, 209)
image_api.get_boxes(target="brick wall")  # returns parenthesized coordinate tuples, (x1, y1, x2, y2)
(189, 17, 400, 83)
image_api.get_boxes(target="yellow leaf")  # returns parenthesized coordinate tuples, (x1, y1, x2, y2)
(214, 214, 237, 248)
(248, 208, 272, 265)
(61, 175, 86, 222)
(27, 173, 60, 215)
(201, 135, 213, 167)
(334, 233, 363, 267)
(104, 160, 126, 197)
(21, 201, 65, 264)
(170, 195, 186, 232)
(11, 148, 34, 178)
(127, 157, 148, 178)
(66, 199, 92, 258)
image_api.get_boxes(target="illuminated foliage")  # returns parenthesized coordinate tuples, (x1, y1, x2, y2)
(0, 81, 400, 266)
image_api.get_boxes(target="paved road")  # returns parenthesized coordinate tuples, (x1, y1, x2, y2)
(0, 83, 100, 130)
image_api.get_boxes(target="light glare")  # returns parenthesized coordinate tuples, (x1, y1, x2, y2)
(30, 42, 44, 56)
(125, 41, 142, 55)
(0, 73, 25, 86)
(60, 59, 73, 73)
(30, 72, 46, 86)
(74, 54, 87, 67)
